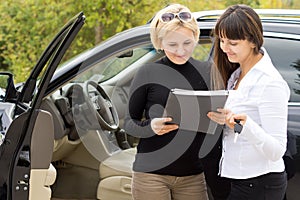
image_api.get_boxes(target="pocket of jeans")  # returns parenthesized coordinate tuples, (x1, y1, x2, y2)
(264, 181, 287, 190)
(264, 181, 287, 200)
(264, 172, 287, 190)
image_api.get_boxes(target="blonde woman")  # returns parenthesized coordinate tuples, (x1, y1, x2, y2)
(124, 3, 211, 200)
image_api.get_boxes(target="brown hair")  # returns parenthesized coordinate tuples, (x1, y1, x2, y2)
(150, 4, 199, 50)
(212, 4, 263, 89)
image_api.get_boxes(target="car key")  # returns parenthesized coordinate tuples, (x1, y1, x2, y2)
(234, 119, 243, 143)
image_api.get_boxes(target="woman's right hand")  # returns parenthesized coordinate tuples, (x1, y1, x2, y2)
(207, 108, 247, 129)
(151, 117, 179, 135)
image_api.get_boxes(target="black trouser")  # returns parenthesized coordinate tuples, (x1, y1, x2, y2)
(228, 172, 287, 200)
(203, 156, 231, 200)
(202, 132, 231, 200)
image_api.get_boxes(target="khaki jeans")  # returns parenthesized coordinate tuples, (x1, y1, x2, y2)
(132, 171, 208, 200)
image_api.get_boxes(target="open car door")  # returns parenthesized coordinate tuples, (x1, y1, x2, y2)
(0, 12, 85, 200)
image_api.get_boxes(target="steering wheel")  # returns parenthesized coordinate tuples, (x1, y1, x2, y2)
(82, 80, 119, 131)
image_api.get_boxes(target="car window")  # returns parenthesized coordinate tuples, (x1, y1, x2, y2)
(264, 37, 300, 102)
(193, 38, 213, 61)
(74, 46, 155, 83)
(96, 38, 214, 82)
(0, 76, 7, 101)
(100, 47, 153, 82)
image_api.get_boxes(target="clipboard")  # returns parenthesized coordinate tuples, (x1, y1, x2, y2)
(163, 88, 229, 134)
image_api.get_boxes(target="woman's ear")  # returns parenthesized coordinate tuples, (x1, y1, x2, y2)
(250, 42, 256, 49)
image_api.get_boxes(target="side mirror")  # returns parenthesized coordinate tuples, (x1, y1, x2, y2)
(0, 72, 19, 102)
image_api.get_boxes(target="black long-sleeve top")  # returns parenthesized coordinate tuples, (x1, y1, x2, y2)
(124, 56, 211, 176)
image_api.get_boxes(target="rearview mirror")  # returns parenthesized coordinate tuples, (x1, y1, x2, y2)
(0, 72, 18, 102)
(117, 50, 133, 58)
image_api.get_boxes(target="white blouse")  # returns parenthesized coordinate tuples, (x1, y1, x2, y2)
(220, 48, 290, 179)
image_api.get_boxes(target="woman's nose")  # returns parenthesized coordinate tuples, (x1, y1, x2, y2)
(176, 46, 185, 55)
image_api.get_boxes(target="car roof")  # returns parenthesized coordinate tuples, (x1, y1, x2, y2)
(194, 9, 300, 21)
(194, 9, 300, 36)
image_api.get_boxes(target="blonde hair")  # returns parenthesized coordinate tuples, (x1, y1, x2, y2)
(150, 4, 200, 50)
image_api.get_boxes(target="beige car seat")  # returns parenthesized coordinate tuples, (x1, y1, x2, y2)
(29, 110, 56, 200)
(97, 147, 136, 200)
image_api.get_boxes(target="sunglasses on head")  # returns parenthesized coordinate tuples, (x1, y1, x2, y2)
(160, 12, 192, 23)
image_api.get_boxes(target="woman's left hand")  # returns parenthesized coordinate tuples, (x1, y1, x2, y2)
(151, 117, 179, 135)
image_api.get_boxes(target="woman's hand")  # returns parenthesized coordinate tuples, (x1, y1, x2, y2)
(151, 117, 179, 135)
(207, 108, 247, 129)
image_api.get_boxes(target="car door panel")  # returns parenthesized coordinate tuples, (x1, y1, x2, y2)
(0, 12, 85, 200)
